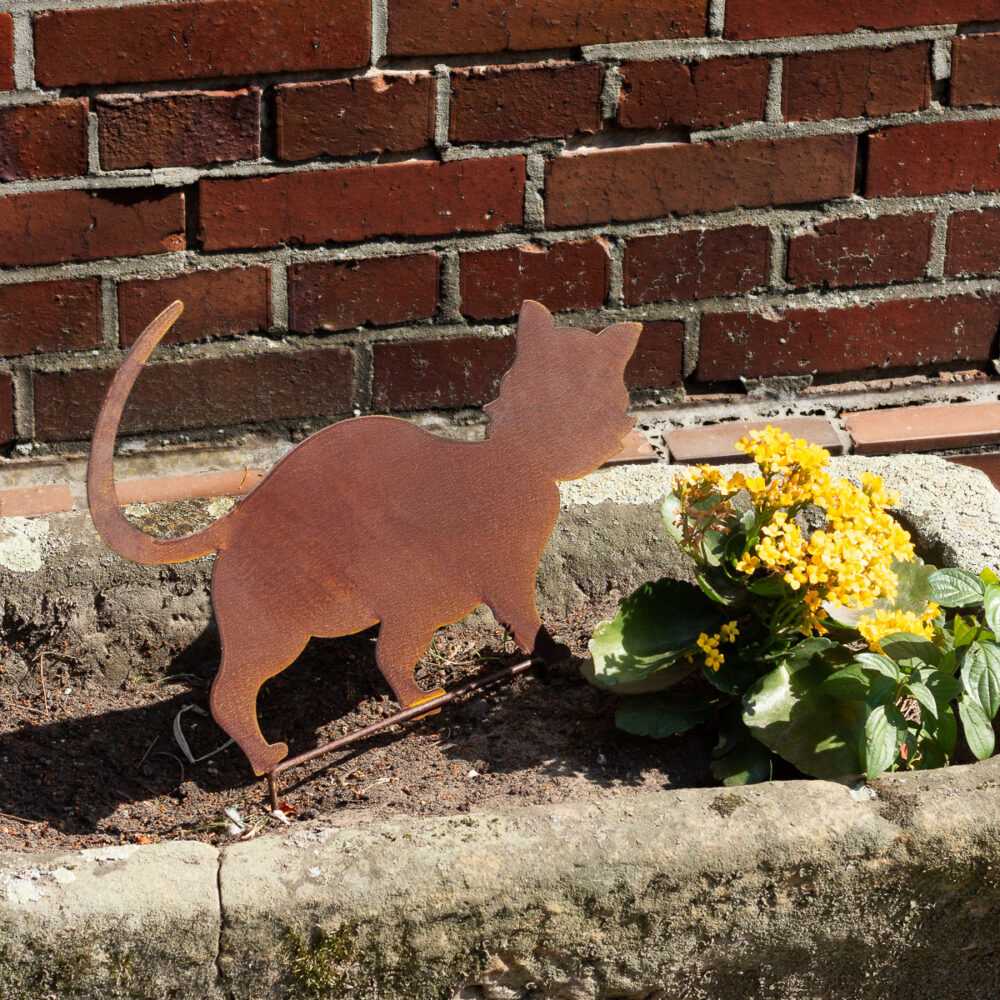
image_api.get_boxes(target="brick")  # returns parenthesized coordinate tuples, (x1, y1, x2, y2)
(0, 372, 12, 444)
(276, 75, 434, 161)
(868, 120, 1000, 197)
(34, 0, 370, 87)
(97, 89, 260, 170)
(787, 214, 934, 289)
(668, 417, 843, 463)
(459, 240, 609, 321)
(946, 208, 1000, 276)
(116, 469, 265, 505)
(0, 14, 13, 91)
(698, 295, 1000, 381)
(0, 99, 89, 181)
(546, 135, 857, 227)
(388, 0, 706, 56)
(625, 320, 685, 389)
(726, 1, 1000, 40)
(289, 254, 440, 333)
(372, 336, 516, 411)
(783, 45, 931, 121)
(619, 57, 769, 130)
(0, 279, 102, 357)
(200, 157, 524, 251)
(0, 484, 74, 518)
(952, 34, 1000, 107)
(118, 268, 271, 347)
(952, 453, 1000, 489)
(605, 428, 658, 464)
(33, 347, 356, 442)
(624, 226, 770, 305)
(450, 63, 603, 143)
(845, 402, 1000, 455)
(0, 190, 185, 268)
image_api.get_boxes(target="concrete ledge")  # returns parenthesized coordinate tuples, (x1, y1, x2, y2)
(2, 454, 1000, 998)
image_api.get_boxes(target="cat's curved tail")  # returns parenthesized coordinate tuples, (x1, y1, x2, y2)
(87, 300, 233, 565)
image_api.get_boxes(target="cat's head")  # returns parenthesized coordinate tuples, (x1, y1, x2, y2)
(485, 300, 641, 480)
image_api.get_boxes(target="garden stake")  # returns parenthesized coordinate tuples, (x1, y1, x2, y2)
(264, 656, 539, 811)
(87, 297, 640, 790)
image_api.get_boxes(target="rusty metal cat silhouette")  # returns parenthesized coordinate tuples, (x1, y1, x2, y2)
(88, 300, 641, 775)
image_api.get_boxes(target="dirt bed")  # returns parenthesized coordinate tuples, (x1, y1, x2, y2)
(0, 600, 714, 851)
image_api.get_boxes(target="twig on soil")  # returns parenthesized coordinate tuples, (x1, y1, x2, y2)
(137, 735, 159, 770)
(0, 809, 36, 826)
(35, 650, 50, 715)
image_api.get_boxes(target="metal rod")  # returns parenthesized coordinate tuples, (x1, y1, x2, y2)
(264, 657, 538, 811)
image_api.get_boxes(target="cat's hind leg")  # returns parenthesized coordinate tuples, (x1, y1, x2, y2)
(209, 617, 308, 776)
(375, 618, 445, 709)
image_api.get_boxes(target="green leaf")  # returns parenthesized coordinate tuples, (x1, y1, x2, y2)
(587, 579, 724, 691)
(960, 641, 1000, 719)
(695, 569, 743, 607)
(614, 695, 712, 739)
(906, 680, 938, 721)
(854, 652, 901, 681)
(862, 704, 905, 779)
(984, 586, 1000, 636)
(952, 614, 980, 648)
(981, 567, 1000, 587)
(823, 665, 871, 701)
(711, 738, 773, 786)
(701, 529, 728, 568)
(958, 695, 996, 760)
(936, 704, 959, 756)
(929, 568, 985, 608)
(747, 575, 786, 598)
(660, 492, 684, 544)
(879, 632, 943, 669)
(742, 639, 865, 781)
(914, 666, 962, 708)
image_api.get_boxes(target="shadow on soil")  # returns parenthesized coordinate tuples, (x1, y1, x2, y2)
(0, 626, 711, 834)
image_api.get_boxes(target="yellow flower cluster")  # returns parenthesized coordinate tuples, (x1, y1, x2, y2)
(697, 620, 741, 671)
(676, 426, 919, 636)
(858, 605, 941, 652)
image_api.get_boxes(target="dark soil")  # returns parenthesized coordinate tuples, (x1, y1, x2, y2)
(0, 600, 714, 852)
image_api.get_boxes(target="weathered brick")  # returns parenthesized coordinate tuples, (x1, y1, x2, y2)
(698, 295, 1000, 381)
(668, 417, 843, 463)
(0, 99, 89, 181)
(200, 157, 524, 251)
(726, 1, 1000, 40)
(868, 120, 1000, 197)
(33, 0, 370, 87)
(846, 402, 1000, 455)
(783, 45, 931, 121)
(33, 347, 356, 442)
(388, 0, 706, 56)
(546, 135, 856, 227)
(276, 75, 434, 161)
(372, 336, 516, 411)
(0, 14, 13, 91)
(947, 209, 1000, 276)
(626, 320, 685, 389)
(0, 372, 13, 444)
(952, 34, 1000, 107)
(289, 255, 440, 333)
(624, 226, 770, 305)
(118, 268, 271, 347)
(97, 89, 260, 170)
(787, 214, 934, 288)
(619, 57, 769, 130)
(450, 63, 603, 143)
(0, 190, 185, 268)
(0, 279, 102, 357)
(459, 240, 609, 321)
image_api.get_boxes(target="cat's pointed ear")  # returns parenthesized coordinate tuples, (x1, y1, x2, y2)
(516, 300, 555, 351)
(599, 322, 642, 366)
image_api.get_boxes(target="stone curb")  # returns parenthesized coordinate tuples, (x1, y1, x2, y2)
(1, 454, 999, 999)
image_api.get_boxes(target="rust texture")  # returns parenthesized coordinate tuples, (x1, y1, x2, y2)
(88, 299, 640, 775)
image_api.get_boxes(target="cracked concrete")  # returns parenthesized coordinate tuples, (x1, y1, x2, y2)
(1, 455, 999, 997)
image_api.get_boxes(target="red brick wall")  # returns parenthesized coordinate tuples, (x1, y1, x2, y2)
(1, 0, 999, 447)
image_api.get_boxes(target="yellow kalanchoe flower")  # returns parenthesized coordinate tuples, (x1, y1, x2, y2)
(720, 620, 740, 643)
(697, 631, 725, 671)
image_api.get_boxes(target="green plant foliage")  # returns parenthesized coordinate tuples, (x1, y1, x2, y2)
(583, 425, 1000, 786)
(588, 579, 724, 691)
